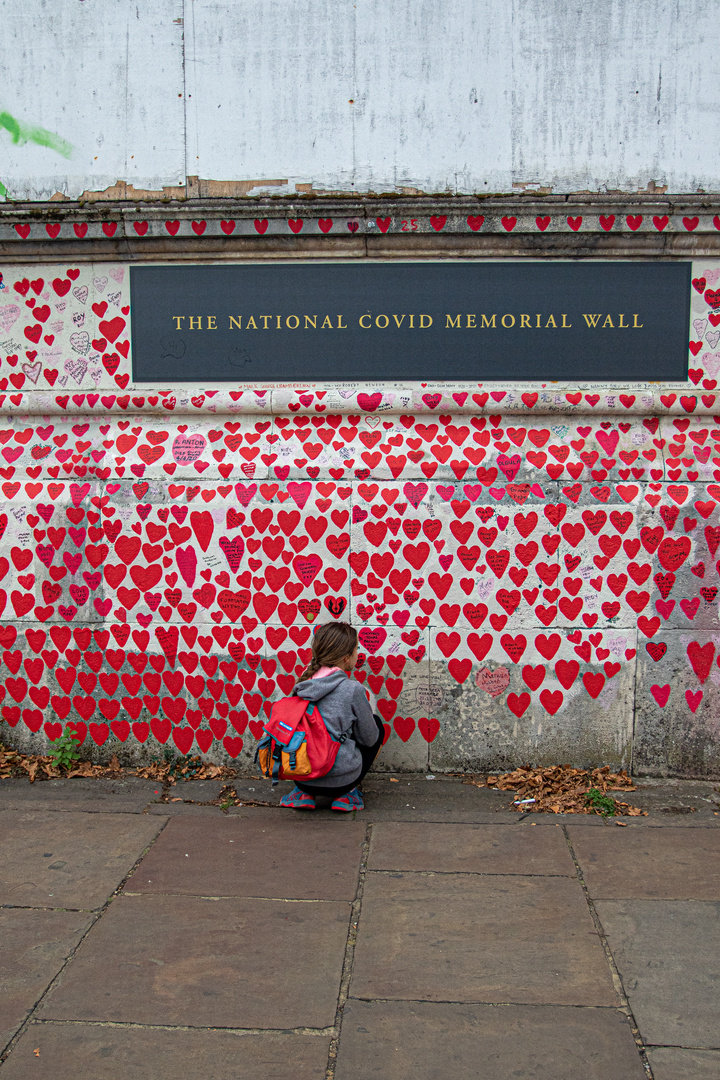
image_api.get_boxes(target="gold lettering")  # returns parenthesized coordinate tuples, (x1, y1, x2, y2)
(173, 316, 185, 330)
(420, 314, 433, 328)
(602, 314, 615, 328)
(536, 314, 542, 328)
(337, 315, 347, 328)
(502, 313, 515, 328)
(466, 314, 476, 328)
(229, 316, 242, 330)
(359, 314, 371, 328)
(375, 314, 389, 328)
(618, 313, 629, 328)
(260, 315, 272, 329)
(633, 314, 643, 328)
(304, 315, 317, 329)
(207, 315, 217, 330)
(276, 315, 282, 329)
(286, 315, 300, 329)
(561, 314, 572, 328)
(582, 314, 602, 328)
(246, 316, 258, 329)
(446, 314, 461, 329)
(188, 316, 202, 330)
(480, 314, 496, 329)
(409, 314, 415, 328)
(393, 314, 406, 328)
(520, 314, 531, 328)
(321, 315, 333, 329)
(545, 314, 557, 328)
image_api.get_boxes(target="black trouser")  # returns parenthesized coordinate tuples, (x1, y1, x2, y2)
(296, 714, 384, 798)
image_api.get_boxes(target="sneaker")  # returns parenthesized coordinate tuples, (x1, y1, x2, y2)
(331, 787, 364, 812)
(279, 785, 316, 810)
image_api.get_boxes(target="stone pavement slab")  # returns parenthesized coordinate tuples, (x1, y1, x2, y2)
(0, 1024, 330, 1079)
(39, 893, 350, 1029)
(596, 900, 720, 1048)
(351, 873, 616, 1006)
(0, 812, 167, 910)
(335, 1000, 646, 1080)
(0, 777, 160, 814)
(130, 814, 365, 900)
(569, 825, 720, 899)
(0, 909, 92, 1054)
(646, 1047, 720, 1079)
(368, 821, 574, 875)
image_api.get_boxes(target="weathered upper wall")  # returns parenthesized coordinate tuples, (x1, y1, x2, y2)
(2, 0, 719, 201)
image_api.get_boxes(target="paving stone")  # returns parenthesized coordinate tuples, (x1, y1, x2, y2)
(0, 777, 160, 813)
(351, 873, 616, 1005)
(130, 814, 364, 900)
(368, 821, 574, 875)
(569, 826, 720, 898)
(39, 893, 349, 1029)
(596, 900, 720, 1048)
(0, 909, 92, 1054)
(335, 999, 646, 1080)
(1, 1024, 330, 1079)
(646, 1047, 720, 1079)
(0, 812, 166, 910)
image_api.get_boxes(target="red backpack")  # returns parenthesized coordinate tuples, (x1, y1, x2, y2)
(255, 696, 347, 786)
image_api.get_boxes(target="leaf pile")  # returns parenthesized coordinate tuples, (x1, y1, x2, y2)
(133, 755, 236, 785)
(0, 745, 64, 783)
(483, 764, 647, 816)
(0, 743, 235, 786)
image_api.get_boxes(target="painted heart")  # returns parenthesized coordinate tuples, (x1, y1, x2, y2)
(21, 360, 41, 384)
(497, 454, 521, 481)
(69, 331, 90, 354)
(0, 304, 20, 332)
(219, 535, 245, 572)
(657, 536, 691, 572)
(475, 666, 510, 696)
(64, 357, 88, 383)
(173, 433, 207, 464)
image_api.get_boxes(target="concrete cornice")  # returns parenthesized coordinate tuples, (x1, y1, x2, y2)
(2, 194, 720, 261)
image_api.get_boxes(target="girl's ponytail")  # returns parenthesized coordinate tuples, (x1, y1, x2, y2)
(294, 622, 358, 690)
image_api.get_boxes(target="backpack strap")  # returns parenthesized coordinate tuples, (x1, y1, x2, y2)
(306, 700, 348, 744)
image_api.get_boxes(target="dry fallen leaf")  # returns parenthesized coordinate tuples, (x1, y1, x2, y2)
(482, 764, 647, 817)
(0, 743, 236, 786)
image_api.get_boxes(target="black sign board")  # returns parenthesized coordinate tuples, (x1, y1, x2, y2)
(130, 262, 690, 383)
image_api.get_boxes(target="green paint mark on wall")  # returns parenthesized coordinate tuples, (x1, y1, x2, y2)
(0, 111, 73, 159)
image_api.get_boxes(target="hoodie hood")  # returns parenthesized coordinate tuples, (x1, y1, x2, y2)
(295, 669, 350, 701)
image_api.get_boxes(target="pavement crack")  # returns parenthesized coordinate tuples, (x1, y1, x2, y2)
(30, 1018, 334, 1035)
(0, 816, 172, 1065)
(325, 821, 372, 1080)
(562, 824, 655, 1080)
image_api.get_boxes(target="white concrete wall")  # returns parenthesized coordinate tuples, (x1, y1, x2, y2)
(1, 0, 718, 199)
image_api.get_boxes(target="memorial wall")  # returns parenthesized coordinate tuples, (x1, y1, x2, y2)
(0, 203, 718, 777)
(2, 0, 719, 776)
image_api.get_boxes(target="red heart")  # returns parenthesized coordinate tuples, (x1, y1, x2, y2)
(418, 717, 440, 742)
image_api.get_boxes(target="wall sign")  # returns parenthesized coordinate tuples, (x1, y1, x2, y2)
(130, 262, 690, 383)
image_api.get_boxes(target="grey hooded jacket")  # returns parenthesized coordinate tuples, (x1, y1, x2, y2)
(293, 670, 378, 788)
